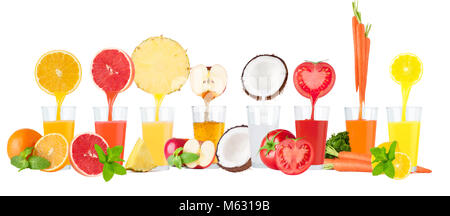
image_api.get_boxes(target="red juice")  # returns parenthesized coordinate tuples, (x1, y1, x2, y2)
(95, 120, 127, 164)
(295, 119, 328, 167)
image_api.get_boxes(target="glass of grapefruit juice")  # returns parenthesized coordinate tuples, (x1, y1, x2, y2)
(387, 107, 422, 172)
(345, 107, 378, 154)
(294, 106, 329, 170)
(93, 107, 128, 164)
(192, 106, 226, 167)
(247, 105, 280, 168)
(141, 107, 174, 171)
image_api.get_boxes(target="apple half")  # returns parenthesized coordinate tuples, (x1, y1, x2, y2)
(183, 139, 216, 169)
(190, 64, 227, 101)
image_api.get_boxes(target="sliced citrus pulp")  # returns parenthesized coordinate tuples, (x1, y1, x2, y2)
(390, 53, 423, 85)
(35, 50, 82, 96)
(392, 152, 411, 180)
(32, 133, 69, 172)
(92, 49, 135, 93)
(132, 36, 190, 95)
(70, 133, 109, 177)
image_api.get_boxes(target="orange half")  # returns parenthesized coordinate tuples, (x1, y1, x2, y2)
(32, 133, 69, 172)
(35, 50, 82, 96)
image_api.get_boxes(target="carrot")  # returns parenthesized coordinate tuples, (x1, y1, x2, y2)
(357, 23, 365, 105)
(324, 159, 372, 172)
(352, 16, 359, 92)
(361, 27, 371, 104)
(415, 166, 432, 174)
(337, 151, 371, 163)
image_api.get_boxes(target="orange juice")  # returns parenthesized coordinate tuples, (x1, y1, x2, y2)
(43, 120, 75, 143)
(193, 121, 225, 163)
(346, 120, 376, 154)
(142, 121, 173, 167)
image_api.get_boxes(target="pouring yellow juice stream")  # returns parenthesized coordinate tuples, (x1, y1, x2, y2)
(389, 53, 423, 168)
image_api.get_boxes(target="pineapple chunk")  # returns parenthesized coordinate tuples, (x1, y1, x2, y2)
(125, 138, 157, 172)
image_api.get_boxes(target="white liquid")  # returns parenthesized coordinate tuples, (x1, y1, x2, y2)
(248, 124, 278, 168)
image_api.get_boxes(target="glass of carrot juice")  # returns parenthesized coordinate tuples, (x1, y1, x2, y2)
(345, 107, 378, 154)
(93, 107, 128, 164)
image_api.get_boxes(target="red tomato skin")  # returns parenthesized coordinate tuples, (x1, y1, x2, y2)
(259, 129, 295, 170)
(275, 139, 314, 175)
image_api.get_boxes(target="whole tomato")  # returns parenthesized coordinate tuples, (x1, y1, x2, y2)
(259, 129, 295, 170)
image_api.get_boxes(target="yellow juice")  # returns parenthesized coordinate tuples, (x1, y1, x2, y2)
(142, 121, 173, 167)
(193, 121, 225, 163)
(43, 120, 75, 143)
(388, 121, 421, 167)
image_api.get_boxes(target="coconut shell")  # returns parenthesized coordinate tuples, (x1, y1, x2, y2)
(241, 54, 288, 101)
(218, 159, 252, 173)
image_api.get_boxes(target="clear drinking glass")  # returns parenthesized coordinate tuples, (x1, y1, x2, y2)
(294, 106, 329, 170)
(387, 107, 422, 172)
(93, 107, 128, 164)
(247, 105, 280, 168)
(192, 106, 226, 168)
(42, 106, 76, 169)
(344, 107, 378, 154)
(141, 107, 174, 171)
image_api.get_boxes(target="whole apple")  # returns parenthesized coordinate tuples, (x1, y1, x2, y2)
(164, 138, 188, 160)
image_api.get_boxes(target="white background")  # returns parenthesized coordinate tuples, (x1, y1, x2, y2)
(0, 0, 448, 196)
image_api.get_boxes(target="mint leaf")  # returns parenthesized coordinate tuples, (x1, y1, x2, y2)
(103, 163, 114, 182)
(388, 141, 397, 161)
(372, 162, 384, 176)
(173, 157, 182, 169)
(110, 146, 123, 156)
(180, 152, 199, 164)
(173, 147, 183, 156)
(94, 144, 107, 164)
(167, 155, 174, 166)
(28, 156, 50, 170)
(20, 147, 33, 159)
(11, 156, 29, 171)
(370, 147, 387, 162)
(384, 162, 395, 179)
(111, 162, 126, 175)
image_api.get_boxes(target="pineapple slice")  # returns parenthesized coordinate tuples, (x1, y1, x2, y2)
(125, 138, 157, 172)
(132, 36, 190, 95)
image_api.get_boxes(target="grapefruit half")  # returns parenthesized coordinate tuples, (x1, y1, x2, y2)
(91, 49, 135, 93)
(70, 133, 109, 177)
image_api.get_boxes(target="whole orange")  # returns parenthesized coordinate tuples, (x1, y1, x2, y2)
(7, 129, 42, 158)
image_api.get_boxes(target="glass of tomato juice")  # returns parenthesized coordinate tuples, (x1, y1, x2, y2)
(294, 106, 329, 170)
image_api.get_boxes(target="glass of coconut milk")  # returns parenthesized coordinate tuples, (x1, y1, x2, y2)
(247, 105, 280, 168)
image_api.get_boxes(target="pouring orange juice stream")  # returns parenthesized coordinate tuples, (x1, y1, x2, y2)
(389, 53, 423, 168)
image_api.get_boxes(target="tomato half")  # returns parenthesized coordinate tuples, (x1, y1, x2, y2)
(259, 129, 295, 170)
(275, 139, 313, 175)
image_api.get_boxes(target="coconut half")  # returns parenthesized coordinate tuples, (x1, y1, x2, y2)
(216, 125, 251, 172)
(241, 54, 288, 101)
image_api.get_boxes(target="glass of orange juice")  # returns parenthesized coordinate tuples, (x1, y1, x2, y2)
(42, 106, 76, 143)
(93, 107, 128, 164)
(192, 106, 226, 167)
(42, 106, 75, 168)
(387, 107, 422, 172)
(345, 107, 378, 154)
(141, 107, 174, 171)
